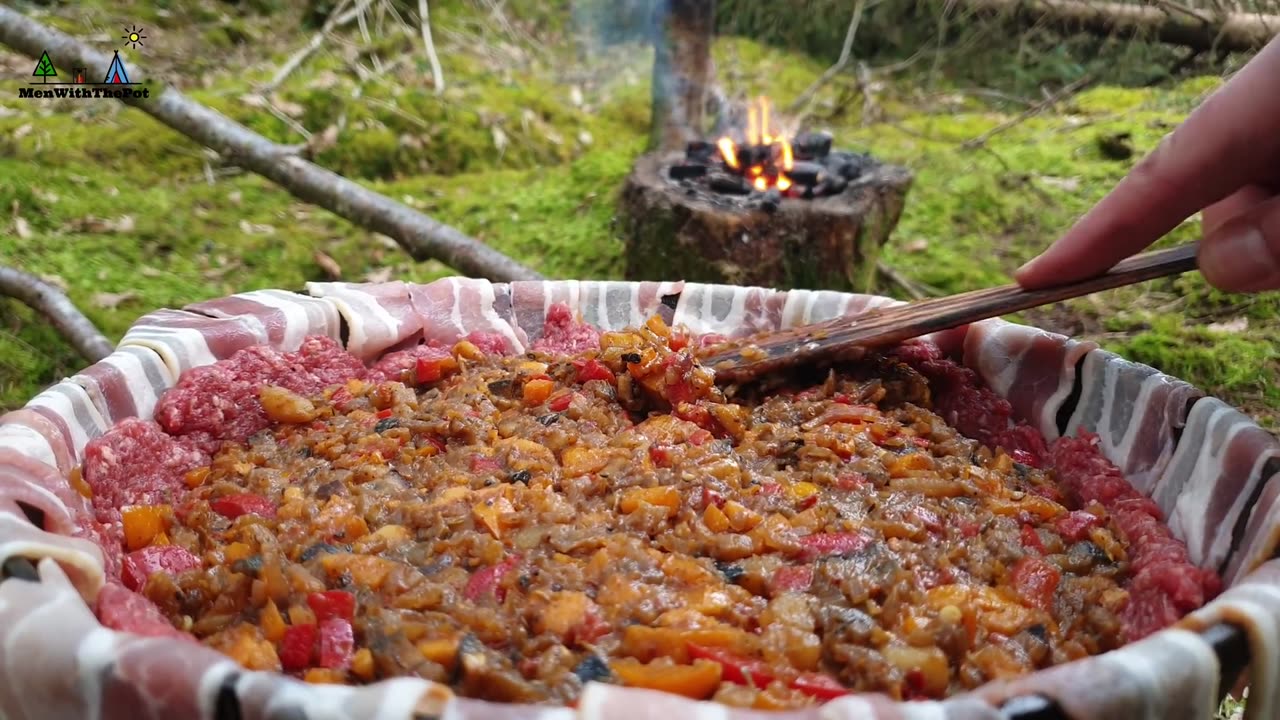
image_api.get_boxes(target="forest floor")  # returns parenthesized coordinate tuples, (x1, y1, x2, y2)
(0, 0, 1276, 438)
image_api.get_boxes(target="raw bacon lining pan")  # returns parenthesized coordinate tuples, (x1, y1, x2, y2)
(1, 278, 1278, 720)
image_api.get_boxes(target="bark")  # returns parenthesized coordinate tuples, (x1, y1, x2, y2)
(649, 0, 716, 153)
(0, 6, 543, 283)
(0, 266, 113, 363)
(958, 0, 1279, 53)
(620, 152, 914, 293)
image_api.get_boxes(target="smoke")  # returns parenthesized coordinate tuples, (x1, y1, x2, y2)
(568, 0, 663, 56)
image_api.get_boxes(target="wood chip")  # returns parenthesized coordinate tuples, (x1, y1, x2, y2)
(313, 250, 343, 279)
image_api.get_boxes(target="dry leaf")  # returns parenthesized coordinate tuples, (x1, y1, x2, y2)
(491, 126, 509, 154)
(1038, 176, 1081, 192)
(238, 220, 276, 235)
(227, 190, 243, 205)
(13, 123, 32, 139)
(40, 274, 68, 291)
(364, 267, 393, 283)
(241, 93, 267, 108)
(313, 250, 342, 279)
(140, 266, 164, 278)
(92, 291, 138, 310)
(578, 130, 593, 146)
(14, 216, 31, 240)
(1208, 317, 1248, 334)
(904, 239, 929, 253)
(569, 86, 584, 107)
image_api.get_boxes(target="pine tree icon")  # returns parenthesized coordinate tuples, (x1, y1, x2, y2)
(32, 51, 56, 84)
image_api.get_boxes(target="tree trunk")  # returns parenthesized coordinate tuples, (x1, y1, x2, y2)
(621, 152, 914, 293)
(649, 0, 716, 153)
(958, 0, 1279, 54)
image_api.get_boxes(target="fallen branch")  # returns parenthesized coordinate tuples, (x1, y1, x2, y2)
(0, 266, 113, 363)
(262, 0, 371, 93)
(955, 0, 1280, 54)
(0, 6, 542, 282)
(786, 0, 870, 116)
(961, 73, 1095, 149)
(417, 0, 446, 94)
(876, 261, 940, 300)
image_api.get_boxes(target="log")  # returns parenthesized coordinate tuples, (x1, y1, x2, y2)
(620, 151, 913, 293)
(650, 0, 716, 152)
(0, 5, 543, 283)
(957, 0, 1280, 54)
(0, 266, 113, 363)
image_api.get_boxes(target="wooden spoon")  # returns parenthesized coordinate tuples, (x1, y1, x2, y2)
(702, 243, 1200, 385)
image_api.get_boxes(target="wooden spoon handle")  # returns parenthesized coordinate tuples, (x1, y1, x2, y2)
(704, 242, 1200, 384)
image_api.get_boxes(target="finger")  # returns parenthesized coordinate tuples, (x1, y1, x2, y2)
(1202, 185, 1274, 237)
(1199, 193, 1280, 293)
(1015, 37, 1280, 288)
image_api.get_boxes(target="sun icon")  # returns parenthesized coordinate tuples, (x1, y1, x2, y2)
(122, 25, 146, 49)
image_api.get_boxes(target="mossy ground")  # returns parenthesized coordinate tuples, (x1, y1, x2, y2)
(1, 0, 1276, 444)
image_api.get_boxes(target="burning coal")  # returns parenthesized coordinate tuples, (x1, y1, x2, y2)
(667, 95, 871, 207)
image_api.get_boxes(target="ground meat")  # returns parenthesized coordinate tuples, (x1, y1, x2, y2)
(1050, 434, 1221, 639)
(530, 303, 601, 355)
(96, 581, 196, 642)
(366, 344, 452, 384)
(154, 336, 365, 453)
(82, 417, 208, 526)
(466, 331, 512, 355)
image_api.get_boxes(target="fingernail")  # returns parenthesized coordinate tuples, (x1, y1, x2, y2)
(1201, 225, 1273, 291)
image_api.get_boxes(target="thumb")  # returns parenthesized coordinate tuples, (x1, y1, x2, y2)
(1199, 194, 1280, 293)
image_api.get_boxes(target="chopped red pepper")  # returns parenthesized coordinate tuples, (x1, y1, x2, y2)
(798, 532, 872, 558)
(673, 403, 712, 430)
(548, 392, 574, 412)
(330, 386, 353, 411)
(798, 494, 819, 510)
(210, 493, 276, 520)
(122, 545, 202, 592)
(956, 518, 982, 538)
(1020, 524, 1046, 554)
(470, 456, 502, 473)
(415, 357, 446, 383)
(1009, 554, 1061, 611)
(425, 436, 447, 453)
(375, 408, 393, 419)
(464, 555, 522, 603)
(790, 672, 851, 700)
(649, 444, 674, 467)
(832, 393, 852, 405)
(316, 617, 355, 670)
(1010, 448, 1041, 467)
(307, 590, 356, 623)
(701, 486, 726, 509)
(1055, 510, 1102, 542)
(668, 332, 689, 351)
(912, 436, 932, 449)
(279, 623, 316, 671)
(759, 482, 782, 496)
(688, 428, 713, 446)
(772, 565, 814, 593)
(572, 358, 616, 385)
(687, 643, 775, 687)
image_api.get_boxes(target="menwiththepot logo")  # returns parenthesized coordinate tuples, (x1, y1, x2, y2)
(19, 27, 150, 100)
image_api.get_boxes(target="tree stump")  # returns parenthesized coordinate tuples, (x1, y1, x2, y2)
(620, 150, 914, 293)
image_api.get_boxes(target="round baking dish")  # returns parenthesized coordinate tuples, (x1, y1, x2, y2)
(0, 278, 1277, 720)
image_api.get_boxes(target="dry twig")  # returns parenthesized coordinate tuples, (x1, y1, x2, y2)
(961, 73, 1095, 149)
(876, 261, 940, 300)
(0, 5, 541, 282)
(786, 0, 872, 116)
(0, 266, 113, 363)
(262, 0, 371, 93)
(418, 0, 446, 94)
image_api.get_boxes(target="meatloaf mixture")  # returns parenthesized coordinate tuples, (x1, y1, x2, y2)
(74, 309, 1221, 710)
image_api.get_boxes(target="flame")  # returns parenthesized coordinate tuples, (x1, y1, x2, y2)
(715, 95, 794, 193)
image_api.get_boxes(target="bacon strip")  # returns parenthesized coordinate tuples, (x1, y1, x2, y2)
(306, 281, 422, 361)
(185, 289, 342, 352)
(0, 279, 1276, 720)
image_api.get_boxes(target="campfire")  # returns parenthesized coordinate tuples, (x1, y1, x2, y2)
(667, 96, 871, 209)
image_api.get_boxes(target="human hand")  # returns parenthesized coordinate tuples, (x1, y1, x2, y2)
(1015, 35, 1280, 293)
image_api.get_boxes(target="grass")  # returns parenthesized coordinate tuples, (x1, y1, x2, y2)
(1, 0, 1277, 432)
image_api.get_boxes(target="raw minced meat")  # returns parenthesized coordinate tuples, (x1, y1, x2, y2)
(530, 304, 601, 355)
(82, 417, 208, 526)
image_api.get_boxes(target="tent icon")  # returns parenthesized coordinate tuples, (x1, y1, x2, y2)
(103, 51, 130, 84)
